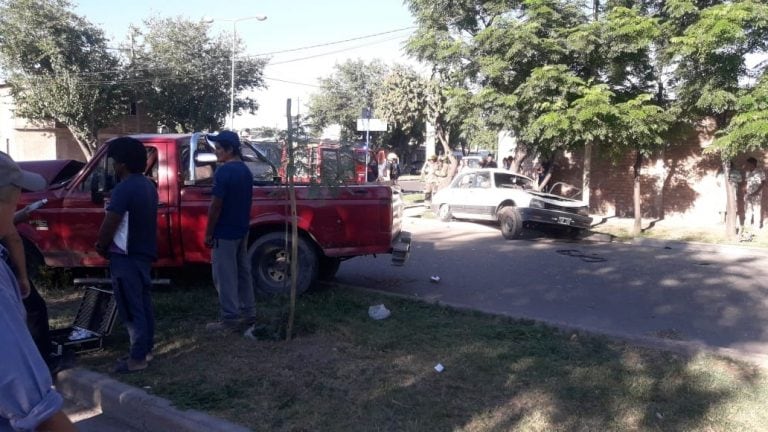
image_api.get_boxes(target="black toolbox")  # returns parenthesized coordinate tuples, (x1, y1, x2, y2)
(50, 280, 118, 355)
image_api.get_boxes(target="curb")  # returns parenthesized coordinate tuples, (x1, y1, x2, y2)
(56, 368, 251, 432)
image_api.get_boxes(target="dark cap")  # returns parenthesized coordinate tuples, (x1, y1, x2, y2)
(0, 151, 47, 191)
(206, 131, 241, 152)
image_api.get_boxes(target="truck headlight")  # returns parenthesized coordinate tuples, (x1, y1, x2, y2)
(529, 199, 545, 209)
(577, 206, 590, 216)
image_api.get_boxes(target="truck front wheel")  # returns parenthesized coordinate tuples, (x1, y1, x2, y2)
(249, 233, 319, 296)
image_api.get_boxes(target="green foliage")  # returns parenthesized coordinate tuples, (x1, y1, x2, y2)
(307, 59, 389, 142)
(0, 0, 127, 158)
(711, 73, 768, 158)
(376, 65, 429, 156)
(128, 17, 267, 133)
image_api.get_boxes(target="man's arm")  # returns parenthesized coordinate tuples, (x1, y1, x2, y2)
(95, 211, 123, 259)
(0, 229, 30, 298)
(205, 196, 223, 248)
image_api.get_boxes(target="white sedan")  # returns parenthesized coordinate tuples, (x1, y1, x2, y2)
(431, 169, 592, 239)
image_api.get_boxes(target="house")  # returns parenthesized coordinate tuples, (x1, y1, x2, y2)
(0, 82, 157, 162)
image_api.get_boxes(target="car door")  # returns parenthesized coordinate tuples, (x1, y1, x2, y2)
(467, 171, 497, 220)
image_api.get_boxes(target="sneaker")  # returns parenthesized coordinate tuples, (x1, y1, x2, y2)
(113, 357, 148, 374)
(205, 321, 239, 333)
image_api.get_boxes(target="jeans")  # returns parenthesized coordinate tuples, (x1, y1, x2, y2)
(212, 236, 255, 322)
(110, 255, 154, 361)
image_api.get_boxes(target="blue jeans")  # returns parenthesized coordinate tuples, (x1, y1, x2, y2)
(110, 255, 154, 361)
(212, 236, 255, 322)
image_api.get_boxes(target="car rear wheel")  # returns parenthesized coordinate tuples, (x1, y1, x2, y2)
(499, 207, 523, 239)
(249, 232, 319, 296)
(438, 204, 452, 222)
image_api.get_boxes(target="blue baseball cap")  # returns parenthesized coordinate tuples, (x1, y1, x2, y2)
(206, 131, 241, 151)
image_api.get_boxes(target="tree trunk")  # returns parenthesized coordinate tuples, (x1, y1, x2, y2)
(724, 160, 738, 241)
(67, 125, 95, 160)
(582, 141, 592, 208)
(509, 144, 529, 174)
(285, 99, 298, 342)
(633, 150, 642, 236)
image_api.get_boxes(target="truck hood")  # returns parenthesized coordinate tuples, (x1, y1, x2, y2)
(18, 160, 86, 189)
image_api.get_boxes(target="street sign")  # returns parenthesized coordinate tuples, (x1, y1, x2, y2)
(356, 118, 388, 132)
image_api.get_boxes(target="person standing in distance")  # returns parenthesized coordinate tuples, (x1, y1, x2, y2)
(204, 131, 256, 332)
(95, 137, 158, 373)
(0, 151, 76, 431)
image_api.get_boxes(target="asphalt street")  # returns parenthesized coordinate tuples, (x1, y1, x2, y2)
(337, 209, 768, 361)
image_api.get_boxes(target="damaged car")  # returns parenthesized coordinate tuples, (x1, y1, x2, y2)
(431, 169, 592, 239)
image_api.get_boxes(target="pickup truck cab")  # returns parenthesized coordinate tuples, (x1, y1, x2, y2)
(17, 133, 410, 295)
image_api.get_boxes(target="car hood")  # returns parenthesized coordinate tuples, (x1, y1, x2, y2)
(527, 191, 587, 208)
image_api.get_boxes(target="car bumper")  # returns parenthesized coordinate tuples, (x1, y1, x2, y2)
(517, 208, 592, 230)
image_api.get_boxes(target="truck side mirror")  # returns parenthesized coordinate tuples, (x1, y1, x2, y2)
(90, 174, 104, 205)
(194, 152, 218, 164)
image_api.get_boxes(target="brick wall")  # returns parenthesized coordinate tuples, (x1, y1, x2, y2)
(550, 128, 766, 224)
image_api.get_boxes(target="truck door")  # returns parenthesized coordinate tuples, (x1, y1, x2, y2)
(59, 143, 173, 266)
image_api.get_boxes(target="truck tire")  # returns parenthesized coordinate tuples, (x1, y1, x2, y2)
(318, 256, 341, 281)
(438, 204, 452, 222)
(249, 233, 318, 296)
(499, 207, 523, 240)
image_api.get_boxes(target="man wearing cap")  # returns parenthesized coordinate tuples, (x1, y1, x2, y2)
(204, 131, 256, 332)
(95, 137, 158, 373)
(0, 151, 76, 431)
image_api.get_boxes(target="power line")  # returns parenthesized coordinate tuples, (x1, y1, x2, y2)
(263, 76, 321, 88)
(268, 35, 408, 66)
(252, 26, 414, 56)
(69, 26, 415, 78)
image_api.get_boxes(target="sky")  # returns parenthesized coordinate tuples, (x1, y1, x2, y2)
(74, 0, 423, 130)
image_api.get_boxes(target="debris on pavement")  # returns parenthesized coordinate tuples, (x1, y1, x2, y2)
(434, 363, 445, 373)
(368, 304, 391, 320)
(430, 275, 441, 283)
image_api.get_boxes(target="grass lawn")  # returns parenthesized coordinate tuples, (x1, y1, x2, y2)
(44, 272, 768, 432)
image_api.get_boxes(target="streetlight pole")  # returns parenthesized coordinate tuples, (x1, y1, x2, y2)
(203, 15, 267, 130)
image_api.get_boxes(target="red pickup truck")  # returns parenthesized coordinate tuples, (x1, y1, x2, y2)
(17, 133, 410, 295)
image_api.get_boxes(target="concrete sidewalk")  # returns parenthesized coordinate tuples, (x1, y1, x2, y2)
(56, 368, 251, 432)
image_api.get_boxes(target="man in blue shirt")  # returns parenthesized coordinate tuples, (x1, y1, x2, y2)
(96, 137, 158, 373)
(0, 151, 75, 431)
(204, 131, 255, 332)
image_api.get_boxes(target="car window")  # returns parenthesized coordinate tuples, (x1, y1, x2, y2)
(495, 173, 533, 190)
(457, 173, 473, 188)
(472, 172, 491, 189)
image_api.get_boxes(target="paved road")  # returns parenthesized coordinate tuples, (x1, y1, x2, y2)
(337, 212, 768, 361)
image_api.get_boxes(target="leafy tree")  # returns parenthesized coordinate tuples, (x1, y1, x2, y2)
(375, 65, 428, 161)
(668, 0, 768, 239)
(127, 17, 268, 133)
(0, 0, 127, 158)
(307, 59, 389, 142)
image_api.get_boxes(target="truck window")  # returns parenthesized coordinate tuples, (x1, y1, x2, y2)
(77, 146, 159, 192)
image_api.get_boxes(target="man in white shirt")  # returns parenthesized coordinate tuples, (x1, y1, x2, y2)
(742, 157, 765, 238)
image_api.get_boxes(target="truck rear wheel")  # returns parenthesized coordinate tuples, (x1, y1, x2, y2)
(318, 257, 341, 281)
(249, 233, 318, 296)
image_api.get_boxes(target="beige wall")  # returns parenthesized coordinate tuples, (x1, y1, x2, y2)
(0, 84, 156, 162)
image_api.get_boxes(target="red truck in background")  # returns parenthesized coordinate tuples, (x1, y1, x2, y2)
(16, 133, 411, 295)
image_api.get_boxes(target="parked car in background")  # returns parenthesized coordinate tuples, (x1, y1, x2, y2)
(461, 156, 484, 169)
(431, 168, 592, 239)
